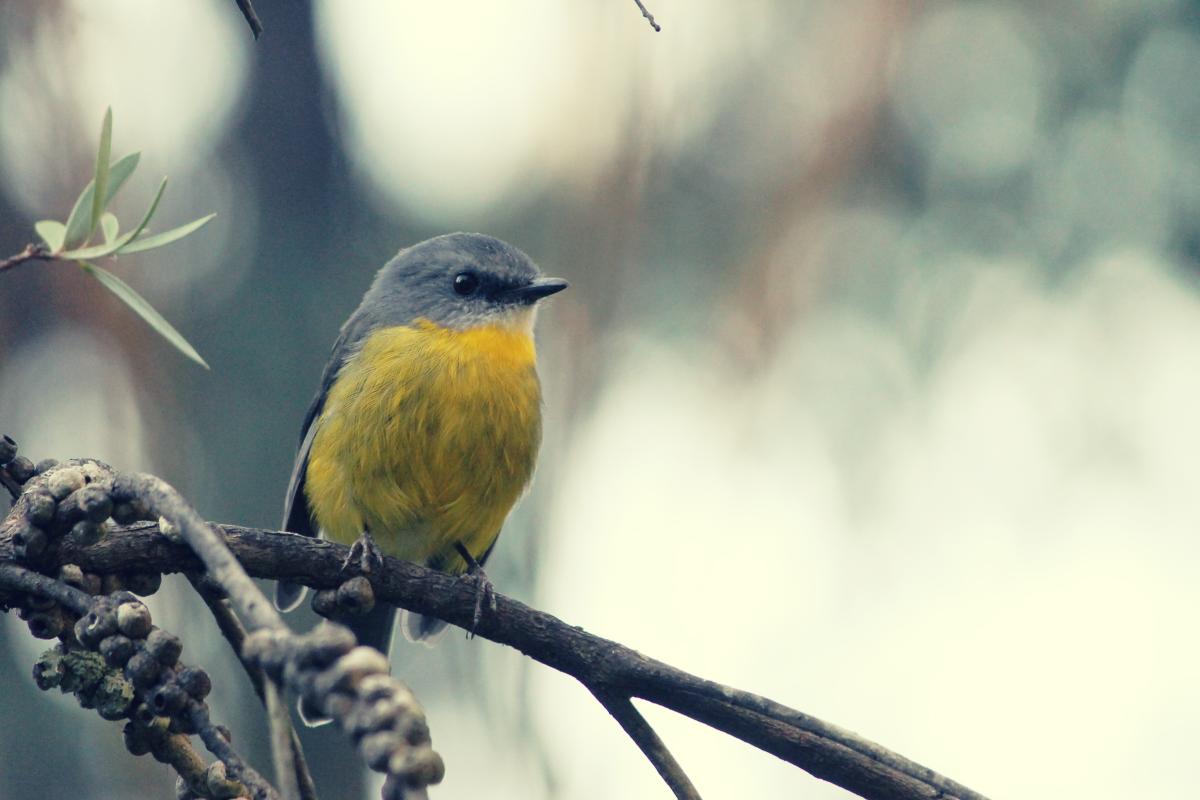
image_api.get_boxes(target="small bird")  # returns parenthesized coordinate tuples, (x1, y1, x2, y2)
(275, 232, 566, 655)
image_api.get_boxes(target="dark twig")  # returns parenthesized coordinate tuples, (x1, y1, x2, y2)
(0, 243, 53, 274)
(632, 0, 662, 31)
(235, 0, 264, 39)
(186, 573, 318, 800)
(0, 561, 90, 612)
(186, 572, 267, 695)
(592, 689, 701, 800)
(38, 521, 989, 800)
(190, 701, 277, 800)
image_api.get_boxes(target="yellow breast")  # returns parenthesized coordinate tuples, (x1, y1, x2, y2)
(305, 319, 543, 572)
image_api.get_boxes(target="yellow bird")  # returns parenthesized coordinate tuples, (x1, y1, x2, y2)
(275, 233, 566, 653)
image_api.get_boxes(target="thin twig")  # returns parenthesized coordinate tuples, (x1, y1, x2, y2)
(266, 681, 300, 800)
(0, 243, 53, 274)
(235, 0, 264, 39)
(186, 573, 318, 800)
(0, 561, 90, 612)
(593, 689, 701, 800)
(190, 701, 278, 800)
(632, 0, 661, 31)
(186, 572, 266, 694)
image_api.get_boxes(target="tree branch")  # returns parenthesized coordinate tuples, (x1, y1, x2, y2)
(1, 444, 986, 800)
(30, 521, 987, 800)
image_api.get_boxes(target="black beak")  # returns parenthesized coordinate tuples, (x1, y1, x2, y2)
(501, 277, 569, 304)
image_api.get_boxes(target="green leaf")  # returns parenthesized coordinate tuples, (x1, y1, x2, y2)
(62, 180, 96, 249)
(60, 234, 136, 261)
(125, 177, 167, 244)
(118, 214, 215, 255)
(35, 220, 66, 252)
(100, 213, 119, 244)
(60, 178, 167, 260)
(103, 152, 140, 208)
(89, 107, 112, 237)
(61, 152, 138, 251)
(80, 262, 209, 369)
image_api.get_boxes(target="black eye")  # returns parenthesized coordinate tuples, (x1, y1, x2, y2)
(453, 271, 479, 296)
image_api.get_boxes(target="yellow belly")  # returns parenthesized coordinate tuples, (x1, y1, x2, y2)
(305, 319, 542, 573)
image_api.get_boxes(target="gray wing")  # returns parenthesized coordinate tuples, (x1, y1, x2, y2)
(280, 395, 323, 538)
(275, 310, 379, 612)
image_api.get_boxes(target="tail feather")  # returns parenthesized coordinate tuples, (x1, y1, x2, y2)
(274, 581, 308, 612)
(349, 603, 398, 657)
(400, 610, 449, 645)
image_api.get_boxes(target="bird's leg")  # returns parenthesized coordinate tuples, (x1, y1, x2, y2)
(454, 541, 497, 637)
(342, 525, 384, 576)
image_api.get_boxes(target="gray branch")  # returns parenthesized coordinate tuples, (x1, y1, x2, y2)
(25, 518, 986, 800)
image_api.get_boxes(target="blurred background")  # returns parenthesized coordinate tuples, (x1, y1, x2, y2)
(2, 0, 1199, 797)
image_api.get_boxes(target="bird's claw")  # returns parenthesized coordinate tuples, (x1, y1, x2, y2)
(463, 567, 496, 639)
(454, 541, 497, 638)
(342, 528, 384, 577)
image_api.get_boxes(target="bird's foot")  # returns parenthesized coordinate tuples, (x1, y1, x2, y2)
(342, 528, 384, 577)
(454, 542, 497, 638)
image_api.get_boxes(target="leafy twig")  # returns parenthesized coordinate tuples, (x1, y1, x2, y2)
(1, 109, 215, 368)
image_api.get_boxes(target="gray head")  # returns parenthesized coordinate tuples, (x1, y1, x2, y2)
(359, 232, 567, 331)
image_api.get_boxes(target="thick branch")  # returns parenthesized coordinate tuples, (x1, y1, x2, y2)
(41, 523, 988, 800)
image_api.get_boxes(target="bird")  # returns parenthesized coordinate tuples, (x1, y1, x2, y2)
(275, 232, 566, 658)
